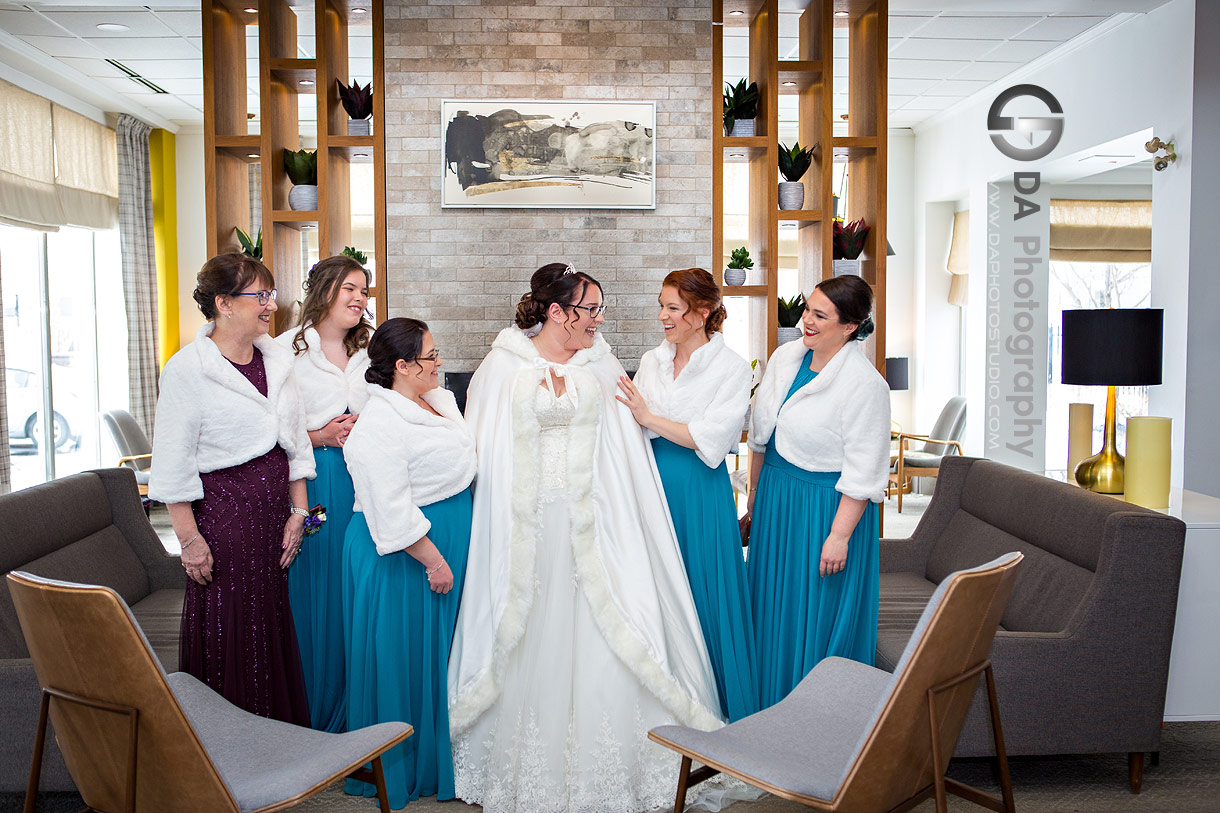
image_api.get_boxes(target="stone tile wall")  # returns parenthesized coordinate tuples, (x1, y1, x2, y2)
(383, 0, 713, 370)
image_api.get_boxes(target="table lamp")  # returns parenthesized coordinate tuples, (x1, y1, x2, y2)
(1060, 308, 1163, 493)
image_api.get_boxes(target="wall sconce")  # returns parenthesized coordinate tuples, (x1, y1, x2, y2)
(1145, 136, 1177, 171)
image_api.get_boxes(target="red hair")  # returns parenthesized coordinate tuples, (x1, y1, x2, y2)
(661, 268, 726, 336)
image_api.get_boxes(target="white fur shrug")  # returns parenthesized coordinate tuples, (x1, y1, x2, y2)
(343, 384, 476, 556)
(274, 325, 370, 429)
(747, 340, 891, 502)
(148, 322, 315, 504)
(633, 333, 751, 468)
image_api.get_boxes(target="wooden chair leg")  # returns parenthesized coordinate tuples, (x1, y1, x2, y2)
(984, 665, 1016, 813)
(1128, 752, 1144, 794)
(24, 691, 51, 813)
(673, 756, 692, 813)
(372, 756, 390, 811)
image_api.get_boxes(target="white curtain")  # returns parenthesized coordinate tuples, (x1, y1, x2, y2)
(1050, 199, 1151, 263)
(0, 79, 63, 230)
(52, 104, 119, 229)
(117, 115, 160, 438)
(946, 209, 969, 306)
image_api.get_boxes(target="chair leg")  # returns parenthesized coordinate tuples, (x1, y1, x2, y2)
(984, 665, 1016, 813)
(1151, 750, 1160, 767)
(673, 756, 692, 813)
(1128, 752, 1144, 794)
(24, 691, 51, 813)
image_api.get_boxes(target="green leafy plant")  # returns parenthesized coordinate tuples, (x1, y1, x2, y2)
(234, 226, 262, 261)
(341, 246, 368, 265)
(336, 79, 373, 120)
(283, 148, 318, 186)
(778, 293, 806, 328)
(833, 217, 870, 260)
(722, 78, 759, 136)
(778, 142, 813, 183)
(750, 358, 762, 399)
(727, 246, 754, 270)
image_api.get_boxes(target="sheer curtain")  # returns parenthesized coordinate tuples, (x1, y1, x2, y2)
(116, 115, 159, 438)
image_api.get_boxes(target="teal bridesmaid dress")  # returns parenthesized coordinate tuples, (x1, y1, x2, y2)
(652, 437, 760, 722)
(288, 443, 352, 732)
(342, 488, 472, 809)
(747, 350, 880, 710)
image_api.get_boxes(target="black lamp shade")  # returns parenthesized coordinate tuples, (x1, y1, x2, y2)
(884, 357, 909, 391)
(1061, 309, 1163, 386)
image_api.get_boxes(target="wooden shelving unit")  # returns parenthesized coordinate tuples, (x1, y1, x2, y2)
(714, 0, 887, 370)
(202, 0, 387, 334)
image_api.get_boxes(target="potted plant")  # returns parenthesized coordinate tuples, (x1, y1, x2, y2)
(723, 78, 759, 137)
(724, 246, 753, 286)
(341, 245, 368, 265)
(234, 226, 262, 261)
(283, 148, 318, 211)
(336, 79, 373, 136)
(833, 217, 871, 276)
(778, 142, 813, 210)
(777, 293, 806, 345)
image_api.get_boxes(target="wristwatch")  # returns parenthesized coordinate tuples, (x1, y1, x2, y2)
(290, 506, 310, 518)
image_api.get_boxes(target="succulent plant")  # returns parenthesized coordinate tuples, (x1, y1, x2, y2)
(779, 142, 813, 183)
(778, 293, 806, 328)
(727, 246, 754, 270)
(833, 218, 870, 260)
(234, 226, 262, 260)
(283, 148, 317, 186)
(336, 79, 373, 120)
(341, 246, 368, 265)
(722, 78, 759, 136)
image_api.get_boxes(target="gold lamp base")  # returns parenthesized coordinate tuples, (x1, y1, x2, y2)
(1074, 385, 1124, 494)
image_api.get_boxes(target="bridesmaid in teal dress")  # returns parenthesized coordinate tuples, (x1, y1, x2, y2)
(742, 276, 891, 710)
(617, 267, 759, 722)
(277, 255, 373, 733)
(341, 318, 476, 809)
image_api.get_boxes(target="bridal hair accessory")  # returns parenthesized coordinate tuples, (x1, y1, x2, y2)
(563, 264, 576, 276)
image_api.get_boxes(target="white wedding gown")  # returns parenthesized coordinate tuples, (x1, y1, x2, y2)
(452, 383, 681, 812)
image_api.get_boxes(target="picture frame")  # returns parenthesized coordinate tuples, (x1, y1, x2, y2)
(441, 99, 657, 209)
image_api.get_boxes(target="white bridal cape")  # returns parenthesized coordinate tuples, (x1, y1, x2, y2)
(448, 325, 723, 813)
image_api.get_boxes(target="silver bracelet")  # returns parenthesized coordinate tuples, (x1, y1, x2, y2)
(425, 561, 446, 578)
(290, 506, 310, 518)
(180, 533, 199, 549)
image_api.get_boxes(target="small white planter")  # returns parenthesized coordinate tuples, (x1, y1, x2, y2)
(347, 118, 371, 136)
(777, 326, 803, 345)
(728, 120, 755, 138)
(724, 267, 747, 286)
(742, 404, 752, 433)
(833, 259, 863, 277)
(288, 184, 318, 212)
(778, 181, 804, 210)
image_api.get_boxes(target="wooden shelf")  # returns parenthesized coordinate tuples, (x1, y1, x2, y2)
(329, 135, 376, 162)
(268, 58, 318, 92)
(271, 209, 319, 229)
(831, 136, 878, 160)
(722, 0, 767, 27)
(723, 285, 770, 297)
(214, 134, 262, 162)
(778, 61, 824, 93)
(778, 209, 824, 224)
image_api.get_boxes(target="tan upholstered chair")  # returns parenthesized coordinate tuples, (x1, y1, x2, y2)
(890, 396, 967, 512)
(8, 571, 411, 813)
(649, 552, 1023, 813)
(101, 410, 153, 497)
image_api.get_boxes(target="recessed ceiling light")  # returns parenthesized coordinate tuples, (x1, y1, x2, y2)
(352, 7, 368, 13)
(355, 153, 369, 158)
(247, 153, 259, 159)
(96, 23, 129, 32)
(729, 10, 744, 16)
(782, 81, 796, 87)
(729, 153, 744, 158)
(299, 79, 314, 86)
(834, 11, 850, 18)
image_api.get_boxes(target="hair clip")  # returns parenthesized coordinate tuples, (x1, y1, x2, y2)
(563, 264, 576, 276)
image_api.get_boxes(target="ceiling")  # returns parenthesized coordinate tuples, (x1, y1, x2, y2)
(0, 0, 1174, 135)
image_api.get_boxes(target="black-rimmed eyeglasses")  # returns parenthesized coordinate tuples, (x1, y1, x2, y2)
(232, 289, 278, 306)
(565, 303, 607, 318)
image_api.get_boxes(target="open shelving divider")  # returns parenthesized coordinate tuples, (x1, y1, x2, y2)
(714, 0, 886, 373)
(203, 0, 387, 336)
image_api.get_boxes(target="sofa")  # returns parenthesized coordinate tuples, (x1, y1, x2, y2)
(877, 456, 1186, 791)
(0, 468, 183, 793)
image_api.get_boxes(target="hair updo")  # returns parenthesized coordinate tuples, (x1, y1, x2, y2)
(514, 262, 604, 329)
(814, 275, 875, 342)
(365, 317, 428, 389)
(192, 253, 274, 320)
(661, 268, 726, 336)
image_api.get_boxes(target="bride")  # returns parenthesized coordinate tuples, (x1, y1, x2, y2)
(448, 263, 724, 813)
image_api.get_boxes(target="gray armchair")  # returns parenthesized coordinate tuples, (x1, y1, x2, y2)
(890, 396, 966, 511)
(101, 409, 153, 496)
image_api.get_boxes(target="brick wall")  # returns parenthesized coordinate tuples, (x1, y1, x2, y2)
(383, 0, 713, 371)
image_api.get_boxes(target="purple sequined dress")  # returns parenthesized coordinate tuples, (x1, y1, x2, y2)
(179, 347, 310, 726)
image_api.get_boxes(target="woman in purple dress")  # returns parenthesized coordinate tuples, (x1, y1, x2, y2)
(148, 254, 314, 724)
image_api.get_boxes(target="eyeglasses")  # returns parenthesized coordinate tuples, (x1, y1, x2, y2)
(231, 289, 278, 306)
(565, 302, 607, 318)
(418, 350, 441, 363)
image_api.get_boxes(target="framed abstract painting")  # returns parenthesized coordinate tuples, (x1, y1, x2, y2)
(441, 99, 656, 209)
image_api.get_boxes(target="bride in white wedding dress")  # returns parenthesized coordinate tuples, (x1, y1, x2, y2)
(448, 264, 724, 813)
